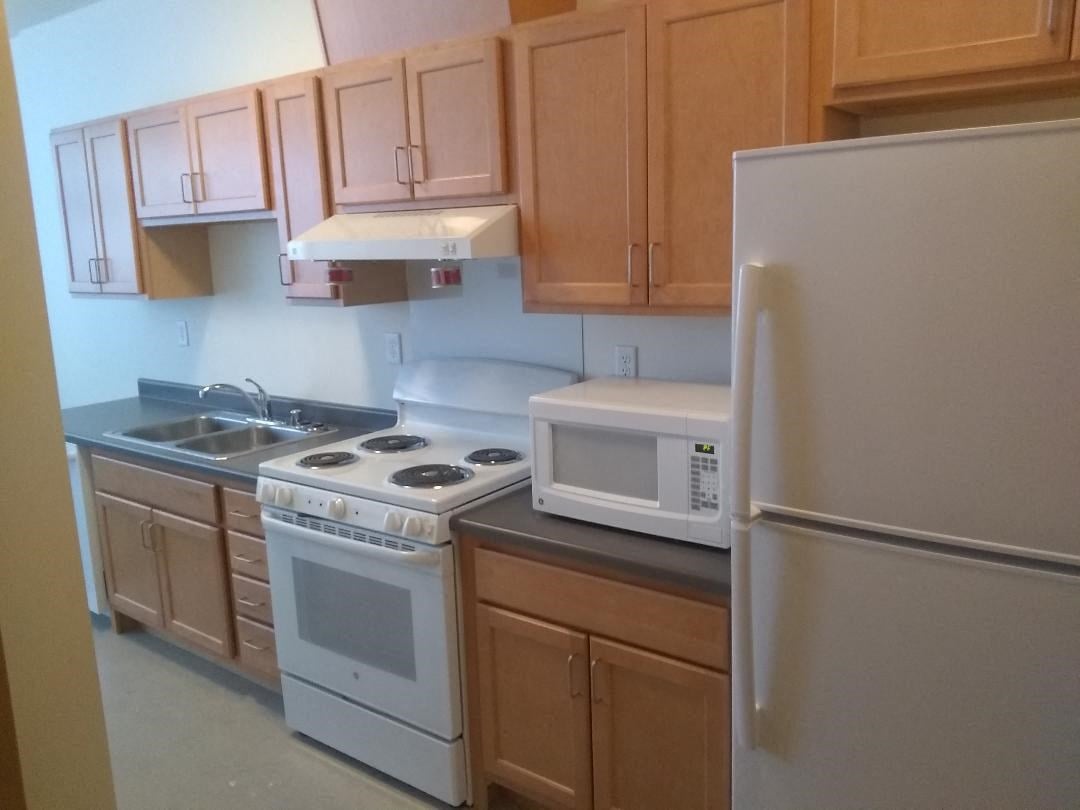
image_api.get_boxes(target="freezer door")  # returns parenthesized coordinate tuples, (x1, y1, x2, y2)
(732, 120, 1080, 563)
(734, 518, 1080, 810)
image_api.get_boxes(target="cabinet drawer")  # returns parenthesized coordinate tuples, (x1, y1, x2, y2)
(92, 455, 218, 523)
(223, 487, 262, 536)
(231, 573, 273, 625)
(474, 547, 729, 672)
(235, 616, 278, 678)
(226, 531, 269, 582)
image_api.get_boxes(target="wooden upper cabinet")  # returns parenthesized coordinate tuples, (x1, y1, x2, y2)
(50, 128, 99, 293)
(833, 0, 1077, 87)
(406, 38, 507, 199)
(589, 636, 730, 810)
(476, 605, 593, 810)
(264, 76, 336, 300)
(84, 120, 142, 294)
(323, 58, 413, 205)
(186, 90, 268, 214)
(153, 509, 234, 658)
(97, 493, 163, 628)
(127, 107, 196, 218)
(646, 0, 800, 309)
(516, 6, 649, 308)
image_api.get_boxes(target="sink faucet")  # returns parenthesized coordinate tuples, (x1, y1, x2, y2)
(198, 378, 271, 421)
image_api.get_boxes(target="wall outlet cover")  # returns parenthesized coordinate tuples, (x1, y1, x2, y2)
(384, 332, 402, 365)
(176, 320, 189, 347)
(615, 345, 637, 377)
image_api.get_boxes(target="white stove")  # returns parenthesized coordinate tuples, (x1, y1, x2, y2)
(255, 358, 578, 806)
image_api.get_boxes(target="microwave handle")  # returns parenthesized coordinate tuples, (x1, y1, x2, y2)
(731, 262, 764, 750)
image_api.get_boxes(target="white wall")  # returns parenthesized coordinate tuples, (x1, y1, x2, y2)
(11, 0, 731, 411)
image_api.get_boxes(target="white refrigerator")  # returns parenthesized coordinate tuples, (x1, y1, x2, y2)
(730, 119, 1080, 809)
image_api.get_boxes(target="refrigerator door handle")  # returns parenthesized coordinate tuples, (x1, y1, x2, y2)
(732, 262, 765, 749)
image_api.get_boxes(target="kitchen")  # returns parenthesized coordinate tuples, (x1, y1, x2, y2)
(3, 1, 1080, 809)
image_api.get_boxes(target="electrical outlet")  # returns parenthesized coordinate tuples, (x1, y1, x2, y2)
(615, 345, 637, 377)
(176, 320, 189, 347)
(384, 332, 402, 365)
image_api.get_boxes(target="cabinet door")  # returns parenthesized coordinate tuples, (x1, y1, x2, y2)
(406, 38, 506, 200)
(186, 90, 269, 215)
(516, 7, 648, 308)
(589, 637, 729, 810)
(84, 120, 142, 294)
(834, 0, 1075, 87)
(323, 59, 413, 205)
(96, 493, 163, 627)
(264, 76, 337, 300)
(646, 0, 799, 309)
(153, 509, 233, 658)
(475, 605, 593, 809)
(127, 107, 195, 218)
(49, 128, 100, 293)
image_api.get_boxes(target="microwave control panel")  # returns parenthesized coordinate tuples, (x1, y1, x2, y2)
(689, 441, 721, 513)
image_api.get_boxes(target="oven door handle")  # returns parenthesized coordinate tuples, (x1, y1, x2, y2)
(262, 512, 444, 569)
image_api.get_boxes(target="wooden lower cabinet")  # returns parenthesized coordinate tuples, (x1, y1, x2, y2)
(463, 539, 731, 810)
(153, 510, 233, 658)
(475, 605, 593, 809)
(93, 454, 277, 684)
(589, 637, 730, 810)
(97, 493, 163, 627)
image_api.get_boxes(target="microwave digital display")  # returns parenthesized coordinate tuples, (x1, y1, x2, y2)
(695, 442, 715, 455)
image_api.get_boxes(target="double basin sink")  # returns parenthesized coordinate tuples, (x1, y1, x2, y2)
(106, 412, 335, 461)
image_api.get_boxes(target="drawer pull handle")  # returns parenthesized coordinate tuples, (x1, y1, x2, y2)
(237, 597, 265, 607)
(232, 554, 262, 564)
(242, 640, 270, 652)
(229, 510, 259, 520)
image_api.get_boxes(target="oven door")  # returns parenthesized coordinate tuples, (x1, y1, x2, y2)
(262, 509, 461, 740)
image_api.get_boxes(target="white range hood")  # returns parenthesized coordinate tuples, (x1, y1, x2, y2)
(287, 205, 519, 262)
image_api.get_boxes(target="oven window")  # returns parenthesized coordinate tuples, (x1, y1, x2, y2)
(292, 558, 417, 681)
(551, 423, 659, 501)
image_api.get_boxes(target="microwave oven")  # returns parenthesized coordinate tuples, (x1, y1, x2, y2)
(530, 378, 731, 548)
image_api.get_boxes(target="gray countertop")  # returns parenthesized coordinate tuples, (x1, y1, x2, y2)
(62, 382, 396, 484)
(453, 488, 730, 597)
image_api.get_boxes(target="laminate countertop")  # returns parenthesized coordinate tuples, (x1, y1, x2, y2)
(453, 487, 731, 598)
(62, 380, 396, 485)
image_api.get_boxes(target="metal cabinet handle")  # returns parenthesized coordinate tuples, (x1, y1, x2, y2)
(180, 173, 191, 203)
(241, 640, 270, 652)
(408, 144, 425, 183)
(1048, 0, 1057, 33)
(590, 658, 605, 704)
(139, 519, 152, 550)
(237, 597, 266, 607)
(394, 146, 408, 185)
(191, 171, 204, 203)
(95, 257, 108, 284)
(567, 654, 583, 697)
(229, 509, 259, 520)
(627, 243, 639, 287)
(276, 253, 294, 286)
(87, 257, 98, 284)
(231, 553, 262, 564)
(648, 241, 660, 287)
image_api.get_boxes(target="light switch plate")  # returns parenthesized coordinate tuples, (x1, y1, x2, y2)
(384, 332, 402, 365)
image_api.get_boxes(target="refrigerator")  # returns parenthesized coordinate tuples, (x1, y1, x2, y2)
(730, 119, 1080, 809)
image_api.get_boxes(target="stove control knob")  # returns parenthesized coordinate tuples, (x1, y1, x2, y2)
(259, 482, 276, 504)
(403, 516, 423, 538)
(383, 512, 403, 533)
(274, 487, 294, 507)
(329, 498, 347, 520)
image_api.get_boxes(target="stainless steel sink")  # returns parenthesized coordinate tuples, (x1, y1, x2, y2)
(173, 425, 313, 460)
(120, 414, 244, 443)
(105, 411, 335, 460)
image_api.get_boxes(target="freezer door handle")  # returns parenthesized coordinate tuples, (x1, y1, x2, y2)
(731, 262, 765, 749)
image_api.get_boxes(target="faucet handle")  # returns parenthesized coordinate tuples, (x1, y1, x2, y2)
(289, 408, 303, 427)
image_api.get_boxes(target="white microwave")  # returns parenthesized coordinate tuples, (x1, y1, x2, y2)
(530, 378, 731, 548)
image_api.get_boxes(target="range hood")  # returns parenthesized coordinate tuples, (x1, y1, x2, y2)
(286, 205, 519, 262)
